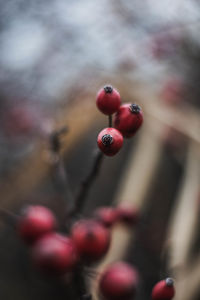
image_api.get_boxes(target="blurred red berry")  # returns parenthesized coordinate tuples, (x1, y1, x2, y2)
(99, 262, 139, 300)
(31, 233, 78, 275)
(160, 78, 183, 105)
(114, 104, 143, 138)
(96, 85, 121, 115)
(152, 278, 175, 300)
(17, 206, 57, 245)
(71, 219, 111, 261)
(162, 128, 185, 152)
(117, 205, 139, 225)
(3, 106, 36, 137)
(97, 128, 123, 156)
(94, 207, 119, 228)
(151, 32, 180, 59)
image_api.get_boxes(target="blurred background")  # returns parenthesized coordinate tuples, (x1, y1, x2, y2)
(0, 0, 199, 299)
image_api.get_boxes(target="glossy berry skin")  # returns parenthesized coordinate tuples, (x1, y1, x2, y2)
(94, 207, 119, 228)
(31, 233, 78, 275)
(114, 104, 143, 138)
(17, 206, 57, 245)
(152, 278, 175, 300)
(117, 205, 139, 225)
(99, 262, 139, 300)
(96, 85, 121, 115)
(97, 128, 123, 156)
(71, 219, 111, 261)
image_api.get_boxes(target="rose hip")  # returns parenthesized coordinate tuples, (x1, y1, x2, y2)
(114, 103, 143, 138)
(31, 233, 78, 275)
(71, 219, 111, 261)
(117, 205, 139, 225)
(97, 128, 123, 156)
(94, 207, 119, 228)
(96, 85, 121, 115)
(152, 278, 175, 300)
(17, 205, 57, 245)
(99, 261, 139, 300)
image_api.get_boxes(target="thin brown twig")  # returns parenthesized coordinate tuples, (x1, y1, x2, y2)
(74, 265, 93, 300)
(69, 149, 104, 218)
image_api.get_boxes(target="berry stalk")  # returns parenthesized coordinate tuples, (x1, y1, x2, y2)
(74, 266, 92, 300)
(69, 149, 103, 218)
(108, 115, 113, 127)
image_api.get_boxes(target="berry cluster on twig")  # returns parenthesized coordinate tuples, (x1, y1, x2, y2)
(0, 84, 176, 300)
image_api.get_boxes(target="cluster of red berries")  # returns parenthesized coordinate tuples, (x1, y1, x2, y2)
(96, 85, 143, 156)
(17, 205, 77, 275)
(17, 205, 112, 274)
(96, 209, 175, 300)
(99, 267, 175, 300)
(15, 87, 175, 300)
(94, 205, 139, 228)
(17, 204, 139, 276)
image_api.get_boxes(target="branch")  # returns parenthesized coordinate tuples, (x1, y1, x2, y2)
(49, 127, 74, 218)
(108, 115, 112, 127)
(69, 149, 104, 218)
(74, 266, 93, 300)
(69, 115, 113, 217)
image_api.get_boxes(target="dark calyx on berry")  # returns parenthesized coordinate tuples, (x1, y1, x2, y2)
(104, 85, 113, 93)
(129, 104, 141, 114)
(102, 134, 113, 146)
(86, 230, 96, 240)
(166, 278, 174, 286)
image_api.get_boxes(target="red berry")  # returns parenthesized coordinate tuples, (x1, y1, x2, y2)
(96, 85, 121, 115)
(160, 78, 183, 106)
(31, 233, 78, 275)
(17, 206, 57, 245)
(94, 207, 119, 228)
(99, 262, 139, 300)
(150, 32, 181, 60)
(117, 205, 139, 225)
(114, 104, 143, 138)
(3, 106, 36, 137)
(71, 219, 111, 261)
(97, 128, 123, 156)
(152, 278, 175, 300)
